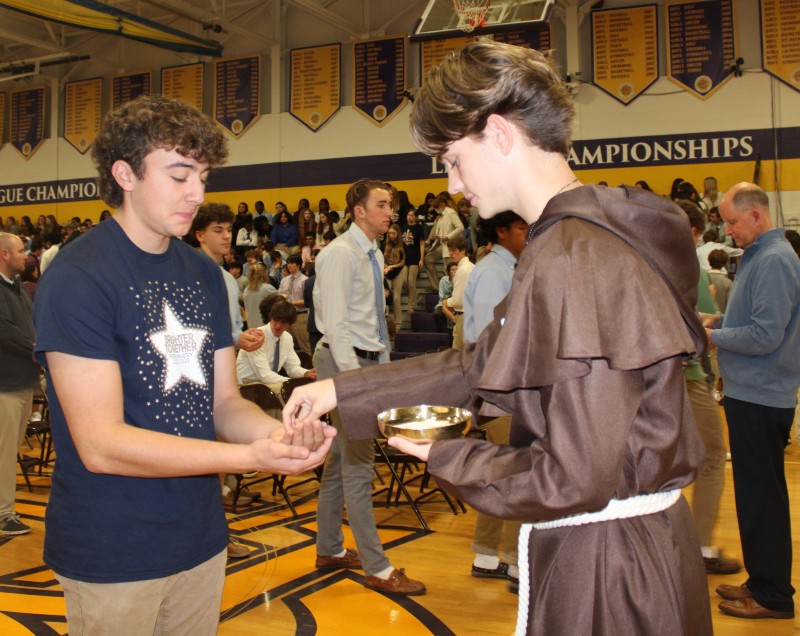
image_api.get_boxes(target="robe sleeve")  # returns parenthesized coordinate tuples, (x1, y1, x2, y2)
(427, 356, 699, 522)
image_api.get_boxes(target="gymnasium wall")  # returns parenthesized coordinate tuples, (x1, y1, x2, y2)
(0, 0, 797, 227)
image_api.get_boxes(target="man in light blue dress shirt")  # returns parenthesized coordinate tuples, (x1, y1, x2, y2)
(312, 179, 426, 596)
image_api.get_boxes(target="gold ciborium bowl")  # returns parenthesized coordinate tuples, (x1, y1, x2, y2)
(377, 405, 472, 443)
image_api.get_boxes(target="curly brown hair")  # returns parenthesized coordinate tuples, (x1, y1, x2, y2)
(91, 94, 229, 208)
(410, 41, 574, 158)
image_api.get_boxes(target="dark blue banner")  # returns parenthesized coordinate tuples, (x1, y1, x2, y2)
(352, 36, 406, 127)
(494, 25, 551, 50)
(11, 87, 45, 160)
(214, 55, 260, 138)
(666, 0, 736, 99)
(111, 71, 151, 110)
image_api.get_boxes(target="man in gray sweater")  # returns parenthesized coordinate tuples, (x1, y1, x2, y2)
(0, 232, 40, 535)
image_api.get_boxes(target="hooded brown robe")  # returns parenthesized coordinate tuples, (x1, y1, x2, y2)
(333, 185, 713, 635)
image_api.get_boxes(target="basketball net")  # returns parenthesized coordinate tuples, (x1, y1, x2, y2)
(453, 0, 490, 33)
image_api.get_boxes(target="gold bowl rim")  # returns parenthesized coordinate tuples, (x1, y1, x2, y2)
(377, 405, 473, 441)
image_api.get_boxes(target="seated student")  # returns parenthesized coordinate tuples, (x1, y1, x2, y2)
(235, 219, 258, 255)
(242, 249, 259, 277)
(433, 261, 458, 334)
(243, 263, 277, 329)
(300, 234, 316, 269)
(271, 211, 299, 254)
(228, 260, 247, 297)
(237, 296, 317, 397)
(265, 250, 284, 287)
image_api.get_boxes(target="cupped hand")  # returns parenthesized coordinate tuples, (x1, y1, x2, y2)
(249, 423, 336, 475)
(387, 436, 432, 461)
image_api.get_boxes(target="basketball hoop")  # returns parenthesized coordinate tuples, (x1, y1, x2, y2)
(453, 0, 490, 33)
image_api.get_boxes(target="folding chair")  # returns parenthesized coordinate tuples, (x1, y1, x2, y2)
(373, 440, 430, 531)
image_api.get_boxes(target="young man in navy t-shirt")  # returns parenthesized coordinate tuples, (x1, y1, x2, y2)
(33, 95, 334, 635)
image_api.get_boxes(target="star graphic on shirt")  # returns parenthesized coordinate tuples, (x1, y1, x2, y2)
(148, 300, 209, 392)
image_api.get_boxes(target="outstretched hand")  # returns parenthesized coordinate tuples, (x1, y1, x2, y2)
(282, 378, 337, 432)
(387, 436, 433, 462)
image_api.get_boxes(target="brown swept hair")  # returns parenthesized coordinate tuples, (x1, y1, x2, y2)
(410, 41, 574, 158)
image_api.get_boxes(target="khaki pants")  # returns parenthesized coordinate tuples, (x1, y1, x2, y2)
(57, 549, 227, 636)
(405, 264, 420, 311)
(685, 379, 726, 547)
(452, 313, 465, 350)
(423, 244, 442, 290)
(471, 417, 520, 565)
(0, 388, 33, 520)
(290, 311, 311, 355)
(389, 267, 407, 326)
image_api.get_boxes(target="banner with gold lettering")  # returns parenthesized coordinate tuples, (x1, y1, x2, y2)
(760, 0, 800, 92)
(420, 27, 550, 81)
(592, 5, 658, 105)
(290, 44, 341, 132)
(162, 63, 204, 110)
(111, 71, 151, 110)
(493, 25, 551, 50)
(421, 37, 473, 79)
(11, 87, 45, 160)
(64, 78, 102, 154)
(352, 36, 406, 127)
(666, 0, 737, 100)
(214, 55, 260, 138)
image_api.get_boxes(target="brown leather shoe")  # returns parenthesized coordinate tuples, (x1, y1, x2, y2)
(227, 538, 251, 559)
(315, 548, 362, 570)
(240, 488, 262, 500)
(704, 555, 742, 575)
(716, 583, 753, 601)
(222, 493, 252, 508)
(364, 569, 426, 596)
(719, 597, 794, 619)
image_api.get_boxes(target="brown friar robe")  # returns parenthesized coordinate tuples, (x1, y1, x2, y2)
(333, 185, 713, 635)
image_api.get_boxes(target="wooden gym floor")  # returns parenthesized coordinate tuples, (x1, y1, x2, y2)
(3, 430, 800, 635)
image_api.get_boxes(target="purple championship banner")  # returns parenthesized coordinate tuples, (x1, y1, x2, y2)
(352, 36, 407, 127)
(11, 87, 45, 160)
(111, 71, 151, 110)
(666, 0, 737, 100)
(214, 55, 260, 138)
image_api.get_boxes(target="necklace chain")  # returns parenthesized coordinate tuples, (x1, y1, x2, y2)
(525, 178, 581, 245)
(555, 177, 580, 197)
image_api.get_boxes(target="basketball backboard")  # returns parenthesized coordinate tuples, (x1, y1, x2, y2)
(410, 0, 555, 41)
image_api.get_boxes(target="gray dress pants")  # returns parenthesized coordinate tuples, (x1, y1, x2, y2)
(313, 345, 391, 576)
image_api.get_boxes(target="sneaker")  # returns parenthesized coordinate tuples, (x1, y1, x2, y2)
(0, 515, 31, 535)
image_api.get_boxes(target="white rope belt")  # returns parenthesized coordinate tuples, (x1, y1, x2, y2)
(514, 489, 681, 636)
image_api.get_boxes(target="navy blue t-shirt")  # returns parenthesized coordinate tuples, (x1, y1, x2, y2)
(34, 218, 232, 583)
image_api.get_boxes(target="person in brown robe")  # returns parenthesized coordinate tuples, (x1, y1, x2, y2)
(284, 41, 712, 635)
